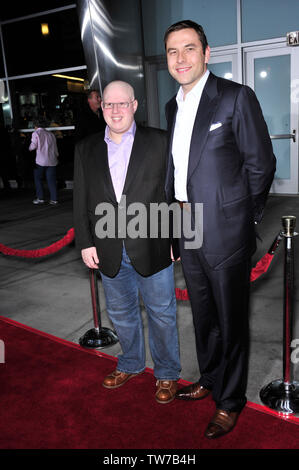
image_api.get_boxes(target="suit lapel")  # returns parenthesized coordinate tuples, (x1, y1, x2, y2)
(122, 127, 147, 196)
(187, 73, 220, 182)
(90, 135, 117, 203)
(166, 97, 178, 152)
(90, 127, 149, 203)
(165, 97, 178, 191)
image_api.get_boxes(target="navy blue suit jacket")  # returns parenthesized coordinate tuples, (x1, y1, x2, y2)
(165, 72, 276, 270)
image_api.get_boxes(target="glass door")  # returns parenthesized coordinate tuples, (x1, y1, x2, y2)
(208, 51, 239, 83)
(245, 44, 299, 194)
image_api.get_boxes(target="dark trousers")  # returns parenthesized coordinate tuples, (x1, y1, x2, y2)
(34, 164, 57, 201)
(179, 241, 251, 412)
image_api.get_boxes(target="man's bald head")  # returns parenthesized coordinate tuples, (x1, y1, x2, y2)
(102, 81, 135, 102)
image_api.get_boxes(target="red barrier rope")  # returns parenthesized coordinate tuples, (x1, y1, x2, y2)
(0, 228, 282, 300)
(175, 231, 284, 300)
(0, 228, 74, 258)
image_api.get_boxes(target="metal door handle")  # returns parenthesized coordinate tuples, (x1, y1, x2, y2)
(270, 130, 296, 142)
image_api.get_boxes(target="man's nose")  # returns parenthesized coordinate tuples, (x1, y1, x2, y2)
(176, 51, 185, 63)
(111, 103, 120, 112)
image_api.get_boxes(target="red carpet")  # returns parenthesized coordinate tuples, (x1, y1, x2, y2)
(0, 315, 299, 451)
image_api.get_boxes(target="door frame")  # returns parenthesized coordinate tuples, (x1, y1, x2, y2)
(209, 49, 240, 83)
(244, 42, 299, 194)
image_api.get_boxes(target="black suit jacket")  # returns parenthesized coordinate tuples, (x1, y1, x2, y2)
(74, 105, 105, 143)
(73, 126, 172, 277)
(165, 72, 276, 270)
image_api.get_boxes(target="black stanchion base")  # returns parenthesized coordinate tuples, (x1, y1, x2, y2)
(260, 379, 299, 414)
(79, 327, 118, 349)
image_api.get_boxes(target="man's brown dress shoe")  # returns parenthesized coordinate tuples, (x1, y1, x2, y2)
(102, 369, 139, 389)
(175, 382, 211, 400)
(155, 380, 178, 404)
(205, 409, 239, 439)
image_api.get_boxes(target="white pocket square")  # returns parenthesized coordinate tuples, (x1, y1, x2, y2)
(209, 122, 222, 131)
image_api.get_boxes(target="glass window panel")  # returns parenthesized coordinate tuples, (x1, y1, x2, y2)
(9, 69, 88, 129)
(242, 0, 299, 42)
(208, 62, 232, 80)
(254, 55, 290, 179)
(3, 8, 85, 76)
(0, 1, 75, 21)
(141, 0, 237, 56)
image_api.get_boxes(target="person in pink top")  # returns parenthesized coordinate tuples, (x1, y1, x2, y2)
(29, 121, 59, 205)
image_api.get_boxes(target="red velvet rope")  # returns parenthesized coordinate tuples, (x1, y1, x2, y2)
(0, 227, 280, 300)
(250, 253, 274, 282)
(175, 252, 277, 300)
(0, 228, 74, 258)
(176, 232, 283, 300)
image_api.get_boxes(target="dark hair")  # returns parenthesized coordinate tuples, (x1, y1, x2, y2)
(33, 119, 47, 128)
(164, 20, 208, 53)
(87, 89, 100, 99)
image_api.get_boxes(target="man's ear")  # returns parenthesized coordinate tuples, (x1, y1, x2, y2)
(205, 45, 211, 64)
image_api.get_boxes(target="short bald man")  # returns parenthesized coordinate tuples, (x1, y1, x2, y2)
(73, 80, 181, 403)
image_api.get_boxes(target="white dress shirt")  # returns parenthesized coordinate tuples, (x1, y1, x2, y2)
(172, 69, 210, 201)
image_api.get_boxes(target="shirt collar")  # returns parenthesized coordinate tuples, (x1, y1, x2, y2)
(176, 69, 210, 103)
(104, 120, 136, 144)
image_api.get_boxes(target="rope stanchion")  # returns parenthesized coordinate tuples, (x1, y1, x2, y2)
(260, 215, 299, 414)
(79, 269, 118, 349)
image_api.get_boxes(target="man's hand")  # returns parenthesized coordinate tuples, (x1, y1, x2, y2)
(81, 247, 99, 269)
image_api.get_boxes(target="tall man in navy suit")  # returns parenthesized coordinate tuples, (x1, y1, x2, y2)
(164, 20, 276, 438)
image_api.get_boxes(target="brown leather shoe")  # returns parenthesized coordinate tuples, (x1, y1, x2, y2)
(175, 382, 211, 401)
(205, 409, 239, 439)
(155, 380, 178, 404)
(102, 369, 139, 389)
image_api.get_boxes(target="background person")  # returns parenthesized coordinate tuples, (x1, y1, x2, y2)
(29, 121, 59, 205)
(75, 89, 105, 143)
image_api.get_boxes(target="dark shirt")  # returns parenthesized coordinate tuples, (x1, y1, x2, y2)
(75, 105, 105, 143)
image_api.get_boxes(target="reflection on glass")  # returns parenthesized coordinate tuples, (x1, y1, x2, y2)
(260, 71, 268, 79)
(9, 69, 89, 129)
(0, 80, 11, 127)
(208, 61, 233, 80)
